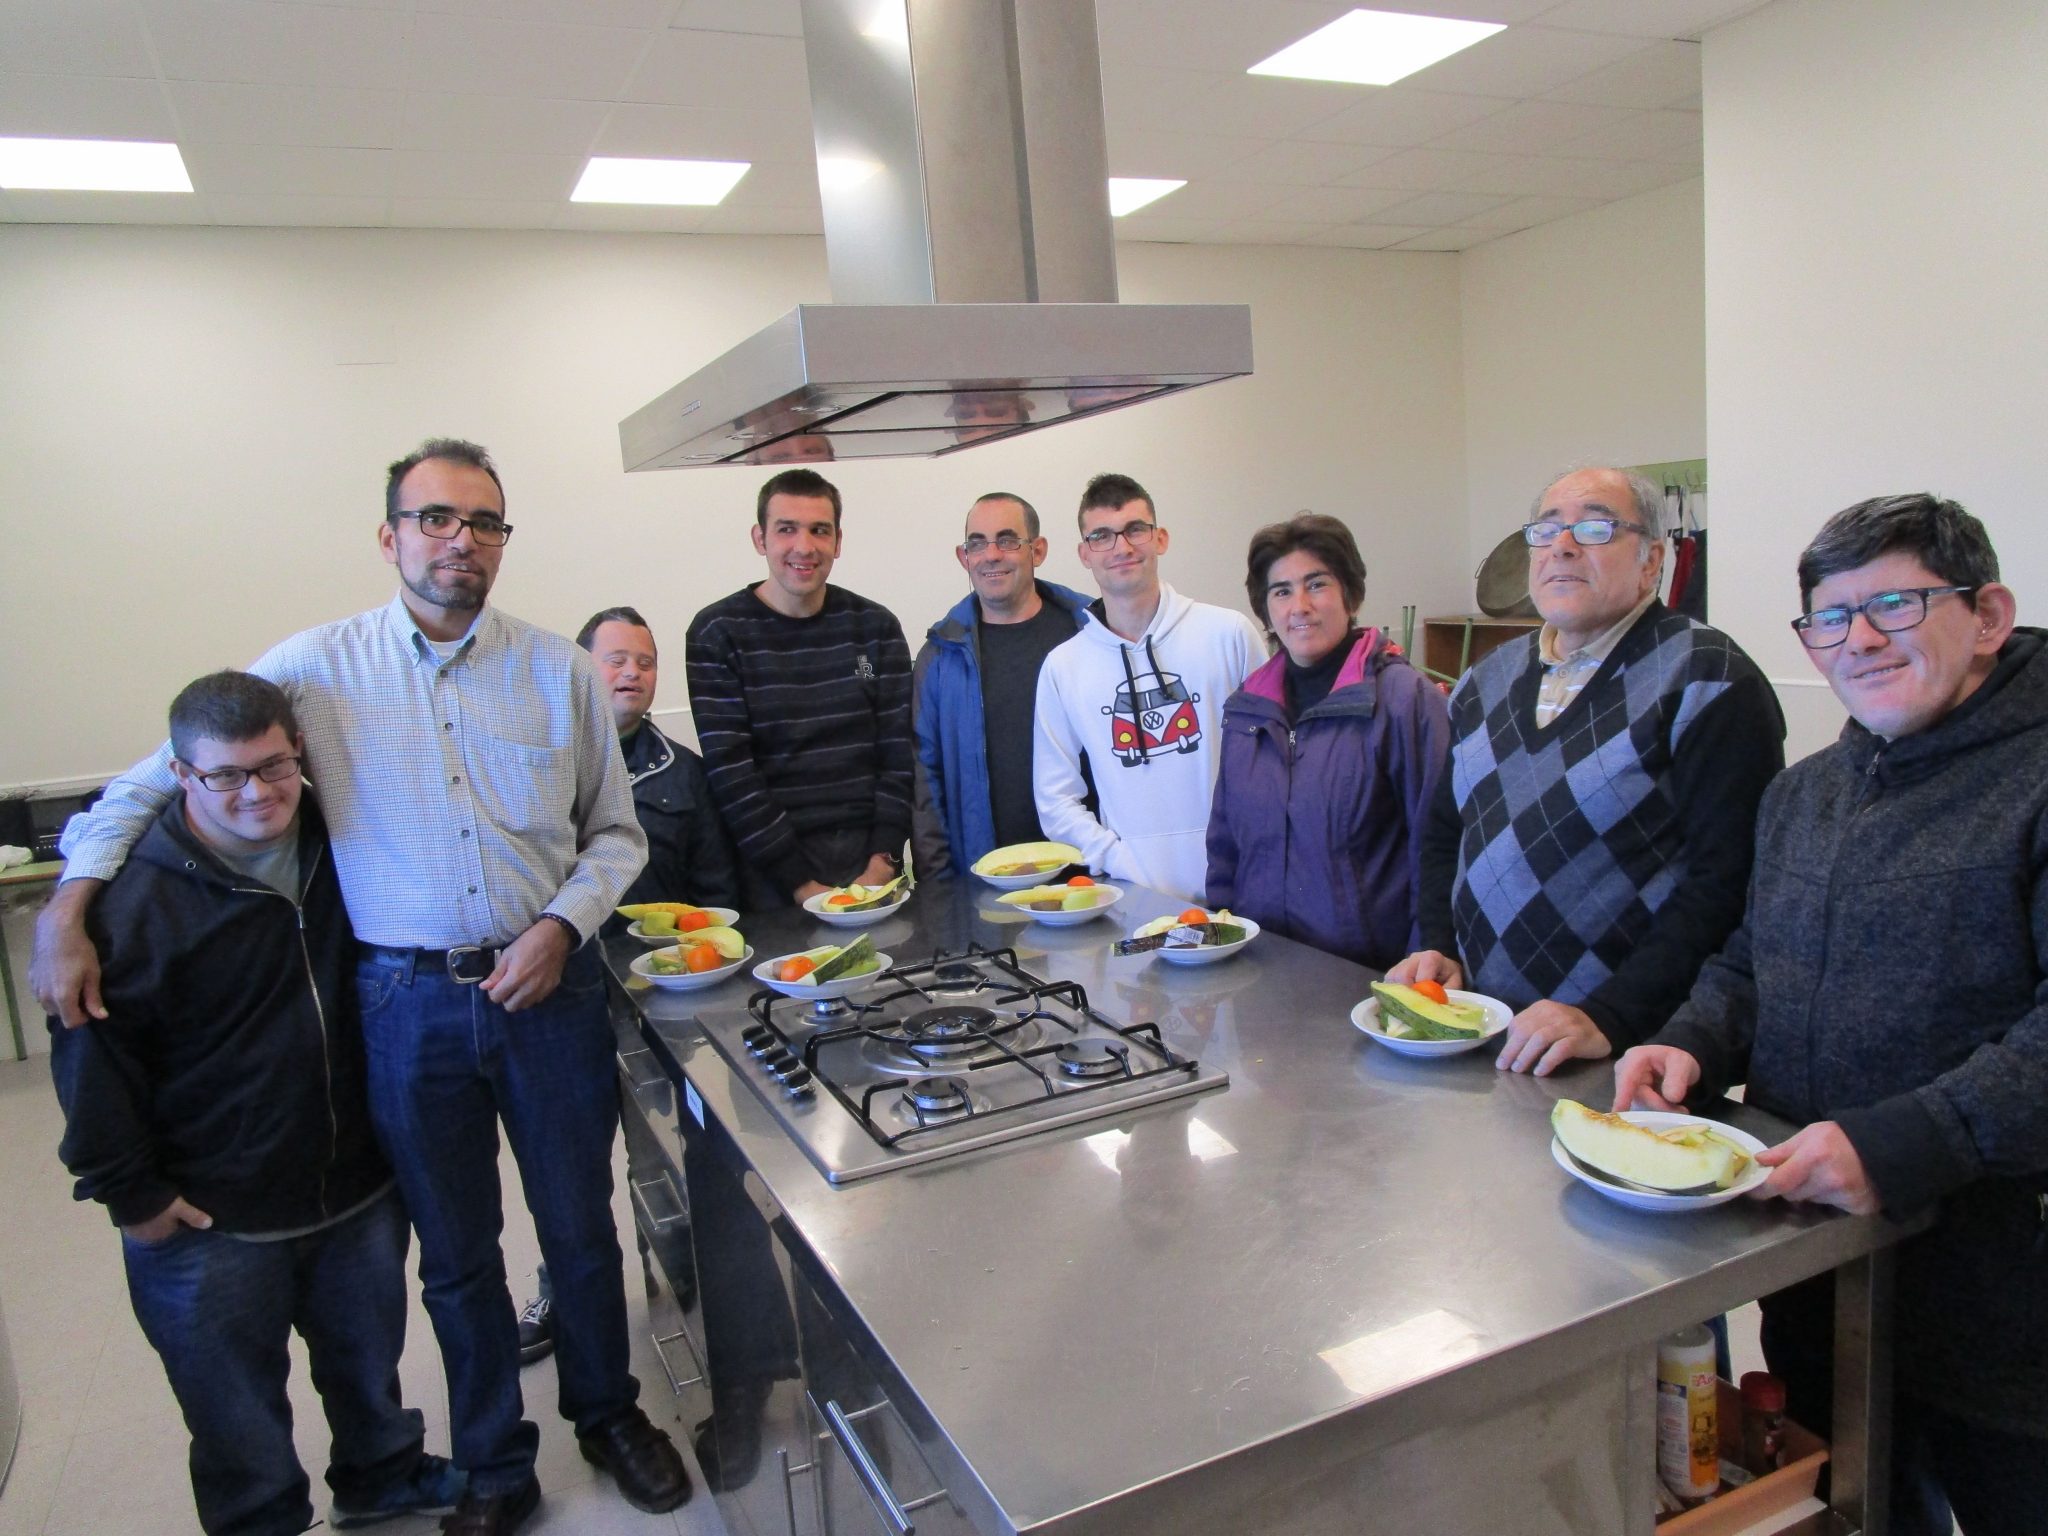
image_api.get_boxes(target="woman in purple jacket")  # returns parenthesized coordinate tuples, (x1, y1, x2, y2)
(1206, 514, 1451, 970)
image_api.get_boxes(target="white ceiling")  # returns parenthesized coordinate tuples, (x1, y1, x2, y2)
(0, 0, 1767, 250)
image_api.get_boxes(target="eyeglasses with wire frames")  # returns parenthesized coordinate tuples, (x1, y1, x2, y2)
(1790, 586, 1977, 649)
(177, 755, 304, 793)
(1081, 520, 1160, 553)
(1522, 517, 1651, 548)
(960, 531, 1029, 557)
(393, 506, 514, 546)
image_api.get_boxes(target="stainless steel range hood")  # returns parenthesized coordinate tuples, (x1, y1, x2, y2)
(619, 0, 1253, 471)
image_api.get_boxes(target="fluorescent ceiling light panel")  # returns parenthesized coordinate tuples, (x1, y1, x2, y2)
(1247, 9, 1506, 86)
(0, 137, 192, 192)
(571, 158, 750, 205)
(1108, 177, 1185, 216)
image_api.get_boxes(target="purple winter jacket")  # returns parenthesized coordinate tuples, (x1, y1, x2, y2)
(1205, 629, 1450, 971)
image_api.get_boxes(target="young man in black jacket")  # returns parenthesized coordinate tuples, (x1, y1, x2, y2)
(48, 671, 459, 1536)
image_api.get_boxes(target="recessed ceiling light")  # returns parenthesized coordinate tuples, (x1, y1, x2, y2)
(570, 158, 750, 206)
(0, 137, 192, 192)
(1247, 8, 1506, 86)
(1109, 178, 1186, 217)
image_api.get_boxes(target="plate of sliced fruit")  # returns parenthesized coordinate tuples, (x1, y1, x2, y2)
(1350, 981, 1512, 1056)
(753, 934, 892, 999)
(970, 840, 1084, 890)
(1111, 907, 1259, 965)
(630, 928, 752, 991)
(1548, 1102, 1768, 1213)
(993, 876, 1121, 925)
(618, 901, 742, 944)
(802, 876, 910, 928)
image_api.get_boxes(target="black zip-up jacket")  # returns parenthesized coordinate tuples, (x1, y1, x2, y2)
(1654, 629, 2048, 1434)
(48, 795, 390, 1233)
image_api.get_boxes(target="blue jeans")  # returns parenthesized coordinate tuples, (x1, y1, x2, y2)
(357, 944, 636, 1496)
(122, 1187, 425, 1536)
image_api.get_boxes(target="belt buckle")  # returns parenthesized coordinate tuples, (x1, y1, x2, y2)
(446, 945, 495, 985)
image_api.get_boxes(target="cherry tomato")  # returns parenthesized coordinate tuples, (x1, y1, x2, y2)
(1410, 979, 1449, 1005)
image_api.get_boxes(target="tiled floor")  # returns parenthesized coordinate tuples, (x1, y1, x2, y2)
(0, 1054, 727, 1536)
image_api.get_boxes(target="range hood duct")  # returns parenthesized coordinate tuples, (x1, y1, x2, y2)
(619, 0, 1253, 471)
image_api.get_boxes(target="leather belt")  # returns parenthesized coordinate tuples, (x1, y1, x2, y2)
(357, 941, 503, 985)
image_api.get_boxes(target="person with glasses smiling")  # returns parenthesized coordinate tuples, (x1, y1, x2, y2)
(910, 492, 1090, 878)
(1390, 465, 1784, 1076)
(1617, 493, 2048, 1536)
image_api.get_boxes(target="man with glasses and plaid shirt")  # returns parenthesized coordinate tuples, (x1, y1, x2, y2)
(1616, 493, 2048, 1535)
(35, 438, 687, 1534)
(910, 492, 1090, 878)
(1391, 465, 1785, 1075)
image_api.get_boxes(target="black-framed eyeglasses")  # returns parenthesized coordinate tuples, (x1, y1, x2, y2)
(1522, 517, 1650, 548)
(1790, 586, 1976, 649)
(179, 755, 303, 793)
(960, 532, 1028, 557)
(395, 507, 514, 546)
(1081, 521, 1159, 553)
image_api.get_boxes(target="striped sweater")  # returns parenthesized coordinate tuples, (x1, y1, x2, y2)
(685, 584, 914, 896)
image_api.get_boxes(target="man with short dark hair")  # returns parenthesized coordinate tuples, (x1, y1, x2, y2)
(1617, 493, 2048, 1536)
(1391, 465, 1784, 1074)
(912, 492, 1089, 878)
(36, 438, 685, 1535)
(685, 468, 914, 906)
(49, 670, 460, 1536)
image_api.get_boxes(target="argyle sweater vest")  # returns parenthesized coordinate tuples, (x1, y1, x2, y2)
(1448, 606, 1757, 1012)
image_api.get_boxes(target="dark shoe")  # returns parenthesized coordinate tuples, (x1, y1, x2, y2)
(579, 1407, 692, 1513)
(330, 1453, 465, 1527)
(438, 1477, 539, 1535)
(691, 1410, 762, 1494)
(516, 1294, 554, 1366)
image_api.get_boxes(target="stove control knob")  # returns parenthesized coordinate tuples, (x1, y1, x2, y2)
(778, 1066, 814, 1096)
(742, 1025, 775, 1050)
(761, 1048, 795, 1073)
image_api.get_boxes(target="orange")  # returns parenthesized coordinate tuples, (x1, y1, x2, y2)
(1177, 907, 1209, 926)
(684, 943, 724, 974)
(1410, 979, 1449, 1005)
(678, 909, 714, 931)
(780, 956, 818, 982)
(1066, 875, 1095, 888)
(826, 892, 856, 906)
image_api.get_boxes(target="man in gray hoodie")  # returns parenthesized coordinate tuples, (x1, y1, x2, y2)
(1617, 493, 2048, 1536)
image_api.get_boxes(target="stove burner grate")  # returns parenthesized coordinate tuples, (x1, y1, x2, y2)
(902, 1076, 972, 1118)
(1054, 1039, 1131, 1078)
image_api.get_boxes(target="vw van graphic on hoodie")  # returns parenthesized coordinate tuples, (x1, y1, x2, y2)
(1102, 645, 1202, 766)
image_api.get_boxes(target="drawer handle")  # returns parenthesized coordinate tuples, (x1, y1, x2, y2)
(630, 1172, 688, 1232)
(824, 1397, 915, 1536)
(649, 1325, 704, 1394)
(616, 1045, 667, 1092)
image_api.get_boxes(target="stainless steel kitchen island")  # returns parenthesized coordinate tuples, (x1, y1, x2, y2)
(605, 879, 1907, 1536)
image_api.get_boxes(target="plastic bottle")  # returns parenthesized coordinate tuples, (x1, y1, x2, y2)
(1740, 1371, 1788, 1474)
(1657, 1325, 1720, 1499)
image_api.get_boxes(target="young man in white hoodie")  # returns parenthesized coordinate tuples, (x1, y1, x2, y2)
(1032, 473, 1266, 903)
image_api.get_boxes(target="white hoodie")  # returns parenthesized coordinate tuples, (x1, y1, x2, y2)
(1032, 582, 1266, 903)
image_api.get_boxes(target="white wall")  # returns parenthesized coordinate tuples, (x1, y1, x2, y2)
(1703, 0, 2048, 761)
(0, 227, 1469, 790)
(1459, 177, 1706, 566)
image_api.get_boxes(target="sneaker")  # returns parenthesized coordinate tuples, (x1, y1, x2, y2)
(516, 1293, 555, 1366)
(330, 1453, 466, 1528)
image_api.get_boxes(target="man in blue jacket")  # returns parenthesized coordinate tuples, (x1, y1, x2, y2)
(911, 491, 1089, 877)
(49, 671, 459, 1536)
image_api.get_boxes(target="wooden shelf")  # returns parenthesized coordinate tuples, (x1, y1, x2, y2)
(1420, 614, 1540, 680)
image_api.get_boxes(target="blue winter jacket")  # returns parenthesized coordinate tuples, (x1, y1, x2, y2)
(911, 580, 1091, 878)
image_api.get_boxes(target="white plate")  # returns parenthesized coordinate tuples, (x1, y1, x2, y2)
(1550, 1111, 1770, 1213)
(999, 886, 1122, 926)
(752, 950, 894, 999)
(975, 864, 1080, 891)
(1350, 988, 1513, 1056)
(626, 908, 740, 944)
(801, 889, 911, 928)
(1146, 915, 1261, 966)
(630, 944, 753, 991)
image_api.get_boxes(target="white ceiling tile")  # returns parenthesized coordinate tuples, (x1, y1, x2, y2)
(1335, 145, 1521, 191)
(0, 0, 155, 77)
(386, 148, 582, 200)
(419, 0, 673, 27)
(1456, 192, 1601, 229)
(556, 200, 714, 231)
(595, 102, 814, 162)
(1113, 219, 1231, 245)
(716, 161, 819, 209)
(1258, 183, 1416, 223)
(1550, 107, 1700, 162)
(1347, 0, 1565, 21)
(1095, 0, 1353, 74)
(1371, 189, 1512, 224)
(694, 204, 823, 235)
(1452, 152, 1673, 198)
(1204, 217, 1329, 245)
(1531, 0, 1774, 39)
(0, 188, 210, 222)
(1303, 222, 1434, 248)
(1102, 64, 1362, 142)
(1105, 127, 1267, 181)
(405, 10, 651, 99)
(143, 0, 412, 87)
(206, 192, 389, 226)
(180, 142, 395, 197)
(388, 196, 566, 228)
(1206, 137, 1393, 186)
(1298, 88, 1508, 148)
(669, 0, 804, 38)
(1403, 25, 1650, 100)
(624, 28, 809, 110)
(397, 92, 610, 155)
(1542, 40, 1699, 108)
(1393, 226, 1497, 250)
(1430, 97, 1637, 154)
(1127, 179, 1290, 223)
(166, 81, 403, 148)
(0, 73, 176, 139)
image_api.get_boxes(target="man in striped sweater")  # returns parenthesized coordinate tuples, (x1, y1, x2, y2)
(685, 469, 915, 908)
